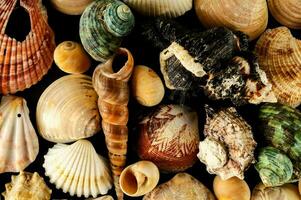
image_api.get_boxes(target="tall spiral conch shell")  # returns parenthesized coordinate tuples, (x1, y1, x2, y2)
(194, 0, 268, 40)
(123, 0, 192, 18)
(0, 0, 55, 94)
(80, 0, 135, 62)
(267, 0, 301, 29)
(92, 48, 134, 200)
(197, 105, 256, 180)
(50, 0, 93, 15)
(36, 74, 101, 143)
(2, 171, 52, 200)
(255, 27, 301, 108)
(143, 173, 215, 200)
(120, 161, 160, 197)
(43, 140, 113, 198)
(0, 96, 39, 174)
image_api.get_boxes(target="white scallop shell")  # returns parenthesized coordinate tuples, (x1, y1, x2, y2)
(0, 96, 39, 174)
(43, 140, 113, 198)
(123, 0, 192, 18)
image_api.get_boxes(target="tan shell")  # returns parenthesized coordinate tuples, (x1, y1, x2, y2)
(120, 161, 159, 197)
(43, 140, 112, 198)
(194, 0, 268, 40)
(54, 41, 91, 74)
(131, 65, 164, 107)
(197, 105, 256, 180)
(0, 0, 55, 94)
(87, 196, 114, 200)
(0, 96, 39, 174)
(268, 0, 301, 29)
(143, 173, 215, 200)
(92, 48, 134, 200)
(36, 74, 101, 143)
(50, 0, 94, 15)
(251, 183, 301, 200)
(255, 27, 301, 107)
(123, 0, 192, 18)
(2, 171, 51, 200)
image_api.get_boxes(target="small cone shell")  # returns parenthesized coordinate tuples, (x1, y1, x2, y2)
(92, 48, 134, 200)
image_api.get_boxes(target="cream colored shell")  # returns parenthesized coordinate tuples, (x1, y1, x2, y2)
(2, 171, 51, 200)
(120, 161, 159, 197)
(50, 0, 94, 15)
(131, 65, 164, 107)
(0, 96, 39, 174)
(194, 0, 268, 40)
(36, 74, 101, 143)
(87, 196, 114, 200)
(123, 0, 192, 18)
(43, 140, 112, 198)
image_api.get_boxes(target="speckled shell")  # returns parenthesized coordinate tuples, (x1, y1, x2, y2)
(131, 65, 164, 107)
(194, 0, 268, 40)
(0, 0, 55, 94)
(80, 0, 135, 62)
(36, 74, 101, 143)
(123, 0, 192, 18)
(120, 161, 159, 197)
(251, 183, 301, 200)
(268, 0, 301, 29)
(2, 171, 51, 200)
(50, 0, 93, 15)
(198, 105, 256, 180)
(255, 147, 293, 187)
(43, 140, 112, 198)
(54, 41, 91, 74)
(255, 27, 301, 107)
(138, 104, 200, 173)
(0, 96, 39, 174)
(92, 48, 134, 200)
(143, 173, 215, 200)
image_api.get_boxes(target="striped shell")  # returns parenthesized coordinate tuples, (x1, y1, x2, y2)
(0, 0, 55, 94)
(2, 171, 51, 200)
(43, 140, 112, 198)
(50, 0, 93, 15)
(80, 0, 135, 62)
(36, 74, 101, 143)
(123, 0, 193, 18)
(0, 96, 39, 174)
(268, 0, 301, 29)
(255, 27, 301, 107)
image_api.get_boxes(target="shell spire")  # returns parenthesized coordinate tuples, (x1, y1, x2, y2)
(92, 48, 134, 200)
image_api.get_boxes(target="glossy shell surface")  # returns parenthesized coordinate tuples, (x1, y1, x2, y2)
(50, 0, 94, 15)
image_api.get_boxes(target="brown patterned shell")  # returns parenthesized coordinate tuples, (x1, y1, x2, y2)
(198, 105, 256, 180)
(0, 0, 55, 94)
(143, 173, 215, 200)
(138, 104, 200, 173)
(92, 48, 134, 200)
(255, 27, 301, 107)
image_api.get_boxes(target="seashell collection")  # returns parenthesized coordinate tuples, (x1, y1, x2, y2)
(0, 0, 300, 199)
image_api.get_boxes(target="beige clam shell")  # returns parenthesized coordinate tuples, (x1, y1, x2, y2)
(0, 96, 39, 174)
(36, 74, 101, 143)
(2, 171, 51, 200)
(268, 0, 301, 29)
(120, 161, 159, 197)
(194, 0, 268, 40)
(255, 27, 301, 107)
(123, 0, 192, 18)
(50, 0, 94, 15)
(43, 140, 113, 198)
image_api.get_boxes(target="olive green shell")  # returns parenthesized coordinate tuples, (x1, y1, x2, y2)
(79, 0, 135, 62)
(255, 146, 293, 187)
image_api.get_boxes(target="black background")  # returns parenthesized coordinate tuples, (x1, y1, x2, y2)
(0, 0, 301, 199)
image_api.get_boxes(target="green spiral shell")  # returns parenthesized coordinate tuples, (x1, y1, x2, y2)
(259, 103, 301, 161)
(255, 146, 293, 187)
(79, 0, 135, 62)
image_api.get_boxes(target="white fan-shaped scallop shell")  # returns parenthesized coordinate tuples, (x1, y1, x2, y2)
(43, 140, 113, 198)
(36, 74, 101, 143)
(123, 0, 193, 18)
(0, 95, 39, 174)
